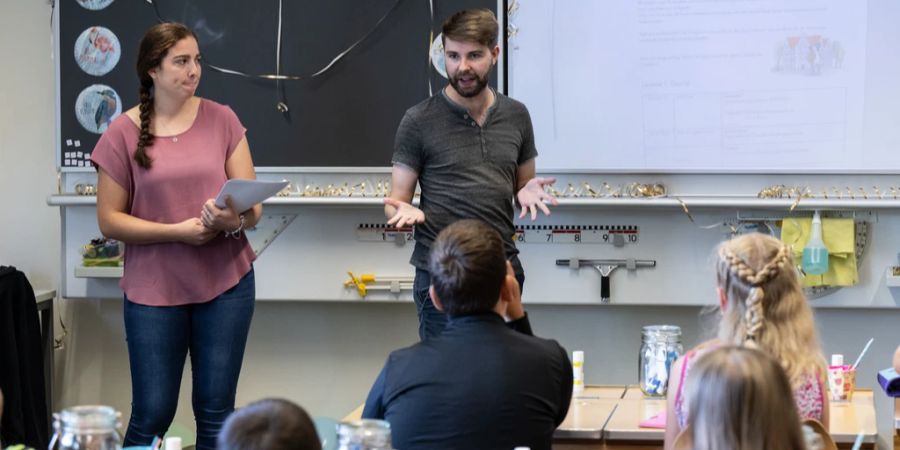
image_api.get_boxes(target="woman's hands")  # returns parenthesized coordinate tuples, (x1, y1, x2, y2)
(200, 196, 241, 232)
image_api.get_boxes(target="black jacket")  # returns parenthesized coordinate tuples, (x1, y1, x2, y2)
(0, 266, 49, 449)
(363, 313, 572, 450)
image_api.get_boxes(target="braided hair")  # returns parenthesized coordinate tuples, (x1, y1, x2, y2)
(720, 243, 789, 345)
(714, 232, 824, 386)
(134, 23, 198, 169)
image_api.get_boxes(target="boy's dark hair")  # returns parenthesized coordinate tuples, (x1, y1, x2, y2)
(429, 219, 506, 316)
(217, 398, 321, 450)
(441, 8, 499, 48)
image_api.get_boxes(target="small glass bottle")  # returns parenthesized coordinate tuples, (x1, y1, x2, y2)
(639, 325, 683, 397)
(49, 405, 122, 450)
(336, 419, 393, 450)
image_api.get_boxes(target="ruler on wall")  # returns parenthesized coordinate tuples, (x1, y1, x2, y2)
(356, 223, 414, 243)
(515, 225, 639, 246)
(357, 223, 640, 246)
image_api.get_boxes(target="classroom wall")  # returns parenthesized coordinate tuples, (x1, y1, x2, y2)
(4, 2, 898, 449)
(0, 0, 60, 289)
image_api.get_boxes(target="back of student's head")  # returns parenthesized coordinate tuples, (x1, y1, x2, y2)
(429, 219, 506, 317)
(714, 232, 824, 385)
(217, 398, 321, 450)
(686, 346, 807, 450)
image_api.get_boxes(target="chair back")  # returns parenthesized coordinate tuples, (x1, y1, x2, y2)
(313, 416, 339, 450)
(672, 427, 692, 450)
(802, 418, 837, 450)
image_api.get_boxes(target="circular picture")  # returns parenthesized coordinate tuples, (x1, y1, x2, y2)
(430, 33, 447, 79)
(74, 26, 121, 76)
(76, 0, 115, 11)
(75, 84, 122, 134)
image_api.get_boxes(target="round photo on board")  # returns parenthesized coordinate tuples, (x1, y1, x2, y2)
(76, 0, 115, 11)
(430, 33, 447, 79)
(75, 84, 122, 134)
(74, 26, 121, 76)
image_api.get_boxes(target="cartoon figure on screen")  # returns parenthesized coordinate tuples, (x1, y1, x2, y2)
(91, 22, 262, 450)
(384, 9, 558, 341)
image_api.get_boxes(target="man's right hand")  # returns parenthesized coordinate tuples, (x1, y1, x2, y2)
(175, 218, 218, 246)
(384, 198, 425, 228)
(501, 261, 525, 321)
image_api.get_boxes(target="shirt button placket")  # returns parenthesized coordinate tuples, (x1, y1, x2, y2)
(480, 129, 486, 158)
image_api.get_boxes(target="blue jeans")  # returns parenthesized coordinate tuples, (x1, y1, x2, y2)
(122, 269, 255, 450)
(413, 266, 525, 341)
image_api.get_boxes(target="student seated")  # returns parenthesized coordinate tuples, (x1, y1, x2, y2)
(217, 398, 321, 450)
(678, 346, 808, 450)
(666, 232, 829, 449)
(362, 219, 573, 450)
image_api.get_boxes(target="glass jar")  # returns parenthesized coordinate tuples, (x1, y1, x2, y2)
(639, 325, 683, 397)
(49, 405, 122, 450)
(336, 419, 393, 450)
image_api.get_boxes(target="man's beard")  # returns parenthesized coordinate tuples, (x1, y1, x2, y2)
(449, 70, 489, 98)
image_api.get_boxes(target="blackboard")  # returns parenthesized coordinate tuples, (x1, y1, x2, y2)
(59, 0, 501, 169)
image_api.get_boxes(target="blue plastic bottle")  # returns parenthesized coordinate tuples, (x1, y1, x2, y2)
(802, 210, 829, 275)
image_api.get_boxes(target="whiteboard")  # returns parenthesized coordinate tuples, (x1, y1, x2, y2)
(508, 0, 900, 172)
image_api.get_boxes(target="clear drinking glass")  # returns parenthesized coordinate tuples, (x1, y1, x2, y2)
(336, 419, 393, 450)
(49, 405, 122, 450)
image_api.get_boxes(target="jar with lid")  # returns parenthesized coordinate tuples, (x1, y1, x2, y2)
(336, 419, 393, 450)
(638, 325, 683, 397)
(49, 405, 122, 450)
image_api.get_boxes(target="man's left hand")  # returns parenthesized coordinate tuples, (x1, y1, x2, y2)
(517, 177, 558, 220)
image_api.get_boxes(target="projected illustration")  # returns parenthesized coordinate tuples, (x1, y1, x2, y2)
(774, 36, 844, 76)
(75, 84, 121, 134)
(76, 0, 114, 11)
(430, 33, 448, 79)
(74, 26, 121, 76)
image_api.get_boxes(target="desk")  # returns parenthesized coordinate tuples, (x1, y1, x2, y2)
(344, 403, 364, 422)
(344, 386, 625, 446)
(34, 289, 55, 423)
(895, 397, 899, 431)
(553, 386, 625, 449)
(827, 390, 877, 447)
(554, 386, 878, 450)
(894, 398, 899, 448)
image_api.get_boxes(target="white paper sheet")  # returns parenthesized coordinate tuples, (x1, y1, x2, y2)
(214, 179, 289, 212)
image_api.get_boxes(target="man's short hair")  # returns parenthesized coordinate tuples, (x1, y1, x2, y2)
(429, 219, 506, 316)
(441, 8, 498, 48)
(217, 398, 321, 450)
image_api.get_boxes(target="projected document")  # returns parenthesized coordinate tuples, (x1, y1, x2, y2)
(509, 0, 869, 171)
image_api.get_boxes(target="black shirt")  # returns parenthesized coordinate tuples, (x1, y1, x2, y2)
(362, 313, 572, 450)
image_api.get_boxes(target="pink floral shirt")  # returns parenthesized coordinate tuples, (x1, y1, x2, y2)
(674, 343, 825, 428)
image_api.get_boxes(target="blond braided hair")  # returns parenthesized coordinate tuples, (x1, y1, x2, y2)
(714, 233, 825, 389)
(720, 243, 790, 345)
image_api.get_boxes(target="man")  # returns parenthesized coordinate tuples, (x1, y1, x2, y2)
(362, 220, 572, 450)
(384, 8, 558, 340)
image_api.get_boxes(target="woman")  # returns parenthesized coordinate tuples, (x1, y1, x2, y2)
(665, 232, 828, 449)
(92, 22, 260, 450)
(679, 346, 808, 450)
